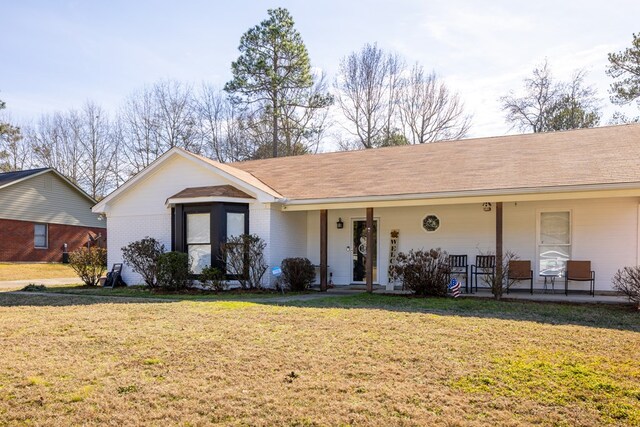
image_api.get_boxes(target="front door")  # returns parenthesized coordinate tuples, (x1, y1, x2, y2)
(352, 219, 378, 283)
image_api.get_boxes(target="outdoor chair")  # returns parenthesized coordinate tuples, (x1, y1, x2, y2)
(507, 260, 533, 294)
(564, 261, 595, 296)
(103, 263, 127, 288)
(471, 255, 495, 292)
(448, 255, 469, 293)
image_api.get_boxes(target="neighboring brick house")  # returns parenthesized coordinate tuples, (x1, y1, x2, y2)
(0, 168, 106, 262)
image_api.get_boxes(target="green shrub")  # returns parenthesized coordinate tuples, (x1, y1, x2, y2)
(281, 257, 316, 291)
(21, 284, 47, 292)
(121, 237, 165, 287)
(395, 248, 450, 296)
(69, 247, 107, 286)
(156, 251, 191, 291)
(200, 265, 226, 292)
(221, 234, 267, 289)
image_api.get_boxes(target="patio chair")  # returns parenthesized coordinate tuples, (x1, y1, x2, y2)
(103, 263, 126, 288)
(448, 255, 469, 293)
(507, 260, 533, 294)
(564, 261, 595, 296)
(471, 255, 495, 292)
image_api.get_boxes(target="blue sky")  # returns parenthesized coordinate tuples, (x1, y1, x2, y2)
(1, 0, 639, 142)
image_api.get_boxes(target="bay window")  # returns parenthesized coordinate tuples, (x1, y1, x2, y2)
(173, 203, 248, 275)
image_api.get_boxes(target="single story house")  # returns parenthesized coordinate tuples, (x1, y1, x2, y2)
(93, 124, 640, 293)
(0, 168, 106, 262)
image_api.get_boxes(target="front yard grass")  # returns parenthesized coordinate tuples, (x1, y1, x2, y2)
(0, 263, 76, 281)
(0, 292, 637, 426)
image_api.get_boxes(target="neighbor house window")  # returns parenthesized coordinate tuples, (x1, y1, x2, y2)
(538, 211, 571, 276)
(34, 224, 48, 248)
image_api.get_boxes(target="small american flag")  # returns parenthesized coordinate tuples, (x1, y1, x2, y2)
(449, 278, 462, 298)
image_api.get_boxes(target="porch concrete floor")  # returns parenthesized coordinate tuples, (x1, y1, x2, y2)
(318, 285, 632, 305)
(461, 289, 631, 304)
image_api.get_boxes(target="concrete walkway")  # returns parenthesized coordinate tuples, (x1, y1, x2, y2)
(373, 288, 631, 304)
(0, 277, 80, 289)
(253, 289, 361, 303)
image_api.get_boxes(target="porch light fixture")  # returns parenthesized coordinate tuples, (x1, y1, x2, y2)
(336, 218, 344, 229)
(482, 202, 492, 212)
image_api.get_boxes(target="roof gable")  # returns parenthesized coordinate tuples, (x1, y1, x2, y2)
(0, 168, 50, 188)
(0, 168, 96, 204)
(93, 148, 281, 213)
(0, 169, 104, 227)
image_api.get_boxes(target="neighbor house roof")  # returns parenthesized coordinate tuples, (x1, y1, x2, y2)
(231, 124, 640, 201)
(0, 168, 49, 188)
(167, 185, 254, 200)
(0, 167, 96, 203)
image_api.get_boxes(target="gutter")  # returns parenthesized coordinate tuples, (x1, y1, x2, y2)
(281, 181, 640, 206)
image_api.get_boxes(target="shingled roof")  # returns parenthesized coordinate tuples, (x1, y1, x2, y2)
(168, 185, 254, 200)
(230, 124, 640, 201)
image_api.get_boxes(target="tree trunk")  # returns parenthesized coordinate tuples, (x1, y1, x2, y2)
(273, 94, 278, 158)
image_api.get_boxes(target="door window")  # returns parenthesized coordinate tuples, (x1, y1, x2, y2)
(538, 211, 571, 276)
(352, 219, 378, 282)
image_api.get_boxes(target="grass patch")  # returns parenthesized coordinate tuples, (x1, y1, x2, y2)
(0, 292, 637, 425)
(452, 349, 640, 424)
(0, 263, 77, 281)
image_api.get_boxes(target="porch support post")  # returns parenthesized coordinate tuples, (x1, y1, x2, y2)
(320, 209, 328, 292)
(496, 202, 503, 281)
(366, 207, 374, 293)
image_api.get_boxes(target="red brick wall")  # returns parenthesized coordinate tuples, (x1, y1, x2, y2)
(0, 218, 107, 262)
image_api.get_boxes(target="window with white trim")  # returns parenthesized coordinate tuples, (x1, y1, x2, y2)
(34, 224, 48, 248)
(538, 211, 571, 275)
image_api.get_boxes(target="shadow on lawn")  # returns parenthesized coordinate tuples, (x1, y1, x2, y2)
(261, 293, 640, 333)
(1, 289, 637, 333)
(0, 292, 174, 307)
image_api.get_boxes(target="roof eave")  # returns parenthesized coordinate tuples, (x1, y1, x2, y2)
(280, 182, 640, 211)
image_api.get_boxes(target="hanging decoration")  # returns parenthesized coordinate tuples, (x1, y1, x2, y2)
(388, 229, 400, 285)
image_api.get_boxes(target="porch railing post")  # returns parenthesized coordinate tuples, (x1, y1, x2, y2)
(496, 202, 503, 282)
(320, 209, 328, 292)
(366, 207, 374, 293)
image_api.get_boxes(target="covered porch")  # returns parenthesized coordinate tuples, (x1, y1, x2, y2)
(278, 193, 640, 295)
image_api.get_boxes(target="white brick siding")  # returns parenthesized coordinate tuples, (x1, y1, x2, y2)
(107, 213, 171, 285)
(305, 197, 639, 291)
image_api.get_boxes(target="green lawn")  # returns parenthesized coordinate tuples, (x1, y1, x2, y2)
(0, 292, 637, 426)
(0, 263, 77, 281)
